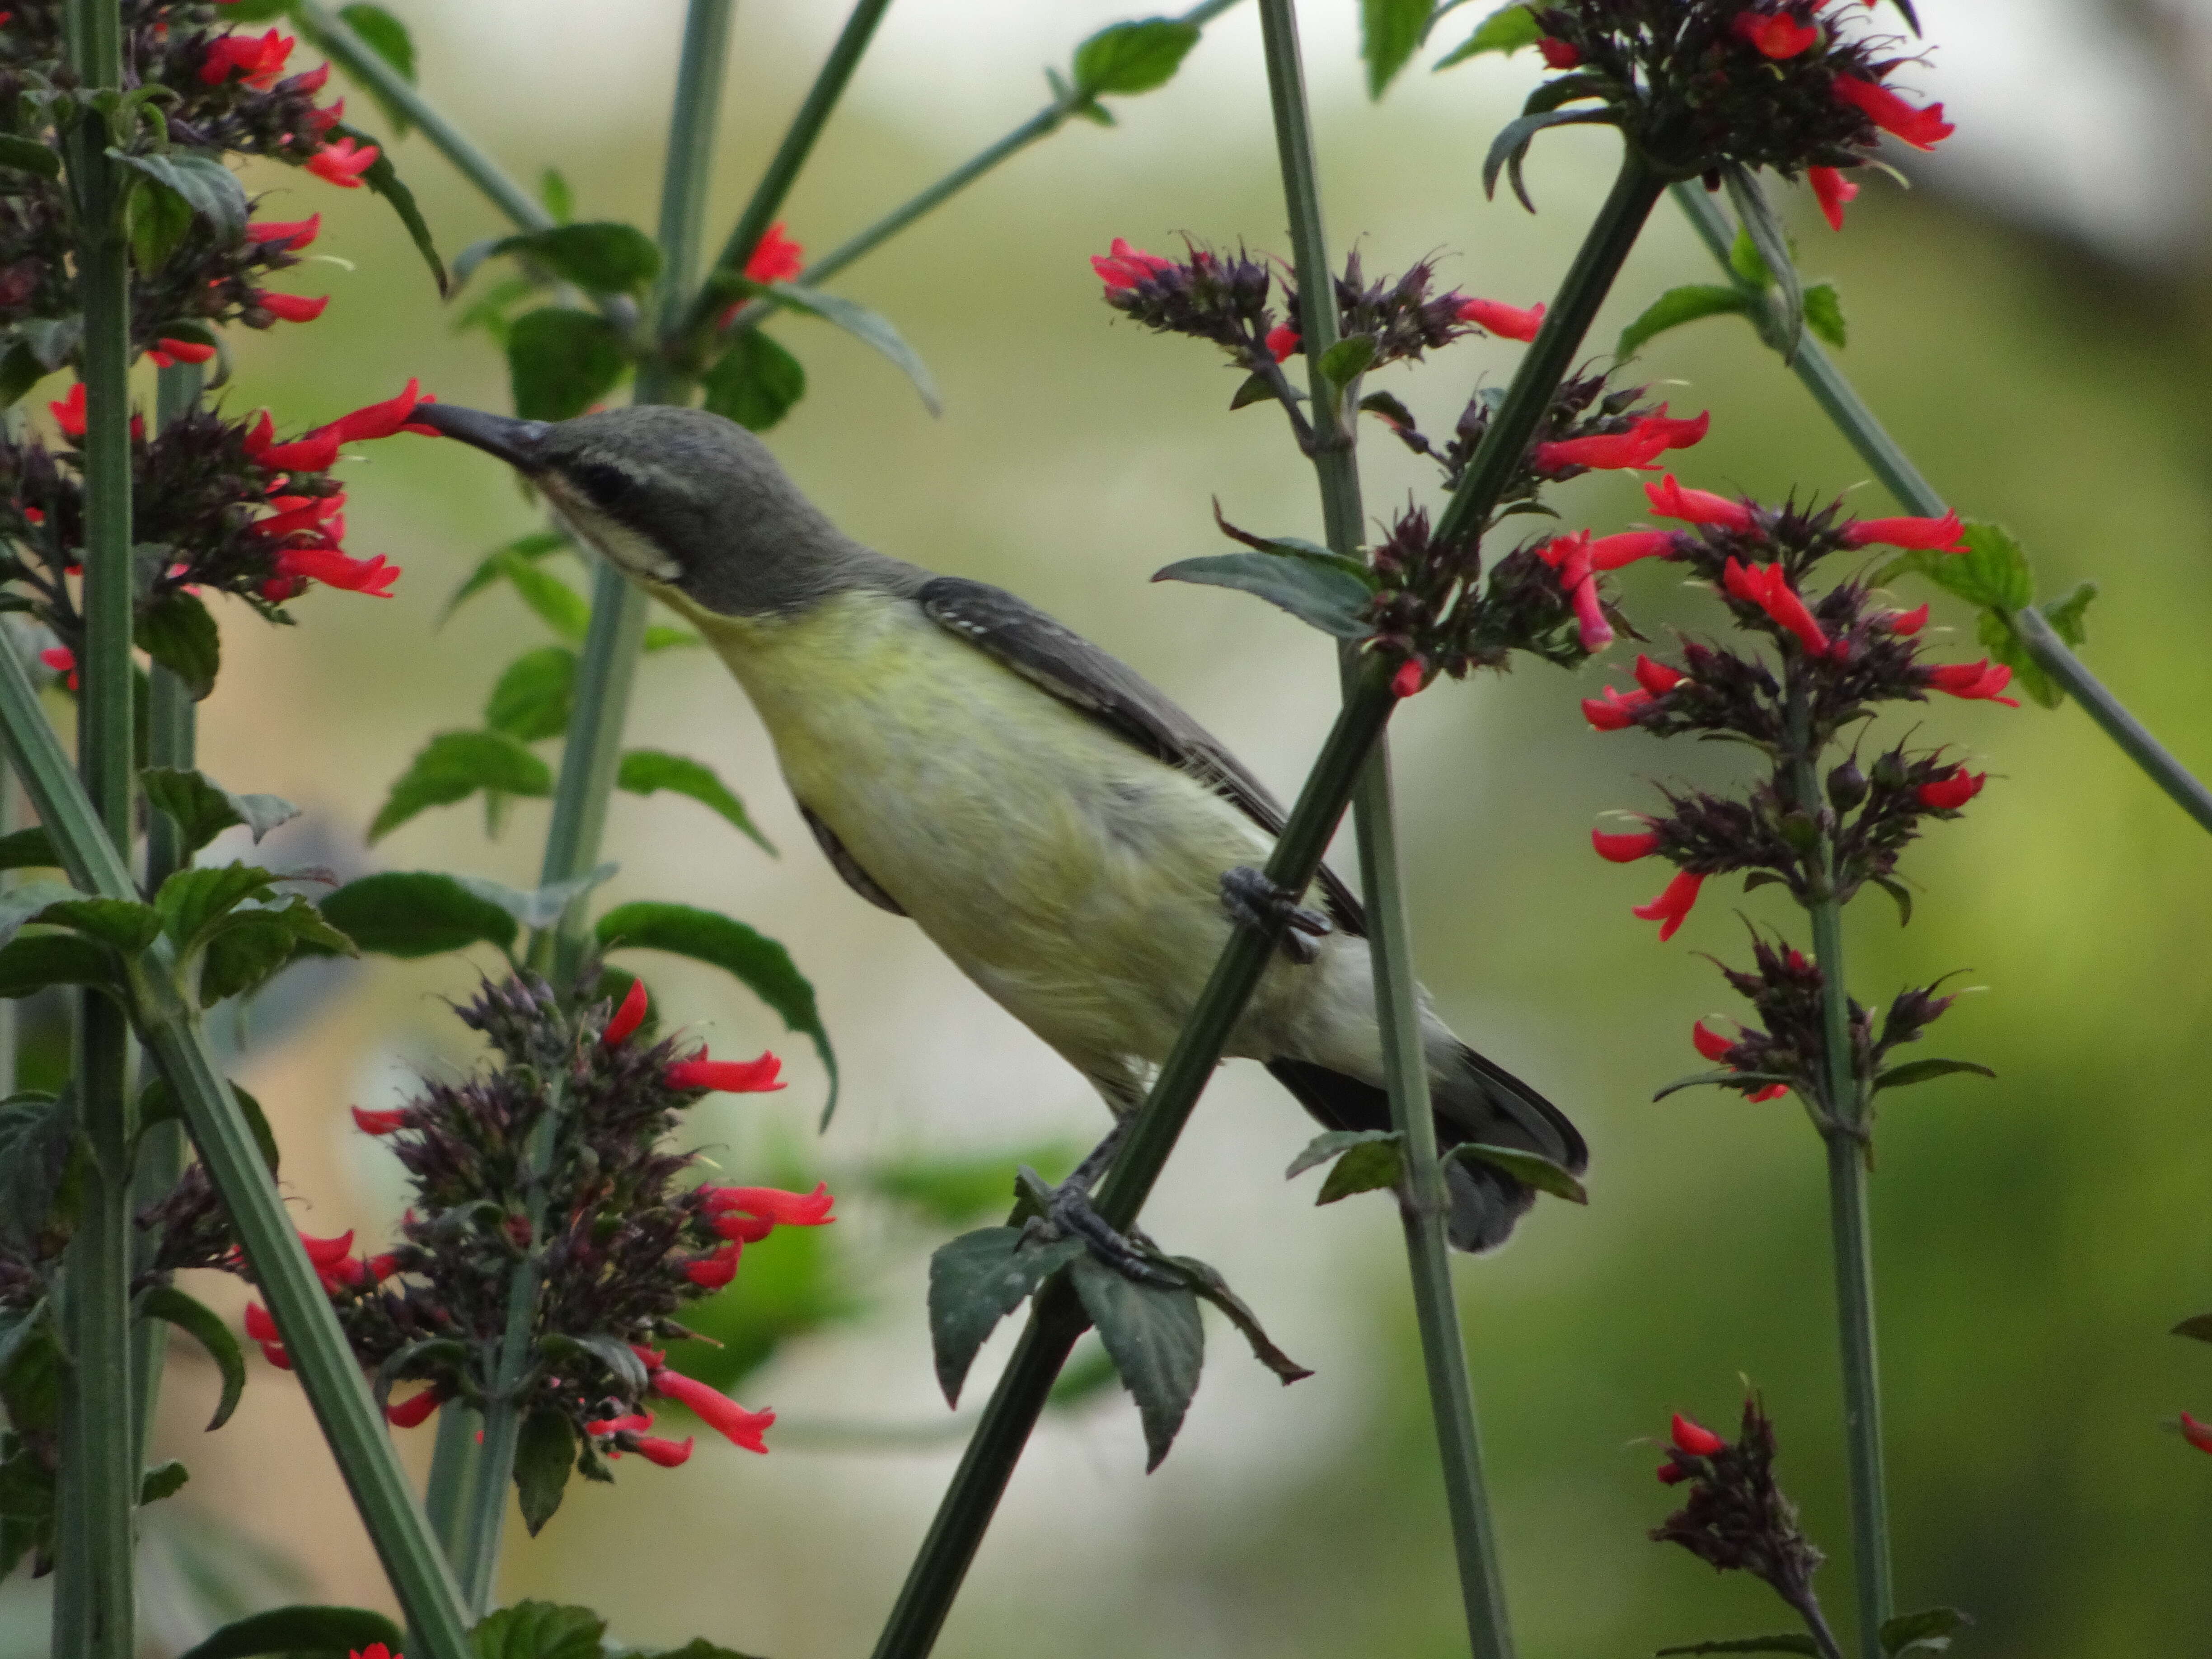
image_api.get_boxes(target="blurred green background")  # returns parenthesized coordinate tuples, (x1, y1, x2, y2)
(9, 2, 2212, 1655)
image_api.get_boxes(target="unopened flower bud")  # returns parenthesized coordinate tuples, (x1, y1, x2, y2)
(1825, 759, 1867, 812)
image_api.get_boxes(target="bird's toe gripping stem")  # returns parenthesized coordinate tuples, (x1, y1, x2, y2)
(1017, 1130, 1180, 1288)
(1220, 865, 1332, 964)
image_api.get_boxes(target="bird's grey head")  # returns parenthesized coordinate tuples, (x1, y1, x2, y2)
(416, 403, 912, 617)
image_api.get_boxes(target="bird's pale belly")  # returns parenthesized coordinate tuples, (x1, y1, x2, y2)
(689, 593, 1350, 1093)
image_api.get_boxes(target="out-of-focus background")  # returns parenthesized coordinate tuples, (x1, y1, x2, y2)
(9, 0, 2212, 1653)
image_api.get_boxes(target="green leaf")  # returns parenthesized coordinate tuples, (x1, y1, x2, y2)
(1447, 1141, 1589, 1204)
(1802, 282, 1846, 348)
(20, 316, 82, 371)
(141, 1075, 280, 1176)
(1723, 165, 1802, 362)
(1881, 1609, 1971, 1657)
(638, 1641, 767, 1659)
(1317, 1136, 1406, 1204)
(138, 1458, 188, 1505)
(176, 1606, 406, 1659)
(325, 121, 447, 294)
(513, 1407, 575, 1537)
(617, 750, 773, 853)
(507, 307, 631, 423)
(453, 864, 615, 933)
(142, 767, 300, 856)
(1872, 1057, 1996, 1092)
(1071, 18, 1201, 96)
(700, 330, 806, 433)
(487, 554, 593, 643)
(0, 880, 92, 950)
(485, 646, 577, 744)
(1617, 284, 1749, 358)
(1153, 1253, 1312, 1384)
(127, 175, 196, 274)
(199, 896, 353, 1004)
(444, 529, 572, 620)
(1315, 333, 1378, 389)
(2170, 1312, 2212, 1343)
(38, 895, 162, 954)
(1069, 1254, 1204, 1471)
(1878, 521, 2033, 612)
(1874, 875, 1914, 928)
(153, 863, 276, 951)
(134, 590, 220, 700)
(755, 281, 940, 417)
(595, 900, 838, 1119)
(1483, 106, 1616, 212)
(334, 5, 416, 133)
(0, 342, 44, 411)
(1153, 553, 1374, 639)
(370, 730, 555, 842)
(926, 1226, 1086, 1406)
(319, 871, 520, 959)
(1434, 2, 1541, 68)
(0, 935, 117, 998)
(0, 135, 61, 179)
(108, 150, 248, 245)
(1655, 1638, 1821, 1657)
(1362, 0, 1434, 97)
(0, 1093, 70, 1255)
(539, 169, 574, 224)
(135, 1284, 246, 1429)
(1651, 1066, 1795, 1102)
(2043, 580, 2096, 647)
(1286, 1127, 1399, 1181)
(1979, 607, 2058, 710)
(0, 829, 58, 872)
(478, 223, 661, 297)
(1728, 225, 1771, 288)
(472, 1601, 606, 1659)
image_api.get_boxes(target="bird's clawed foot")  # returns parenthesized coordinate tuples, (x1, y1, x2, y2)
(1017, 1125, 1180, 1288)
(1220, 865, 1332, 964)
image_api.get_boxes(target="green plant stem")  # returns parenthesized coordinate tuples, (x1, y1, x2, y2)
(680, 0, 898, 343)
(1258, 0, 1514, 1651)
(872, 138, 1664, 1659)
(0, 645, 475, 1659)
(55, 5, 137, 1654)
(1786, 683, 1891, 1659)
(1669, 180, 2212, 836)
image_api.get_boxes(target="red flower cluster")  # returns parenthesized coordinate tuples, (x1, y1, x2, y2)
(743, 222, 805, 286)
(627, 1346, 776, 1456)
(1656, 1411, 1728, 1483)
(1692, 1019, 1788, 1101)
(1533, 406, 1708, 476)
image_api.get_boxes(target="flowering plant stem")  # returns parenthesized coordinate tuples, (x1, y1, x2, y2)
(869, 141, 1666, 1659)
(1258, 0, 1514, 1651)
(1669, 181, 2212, 836)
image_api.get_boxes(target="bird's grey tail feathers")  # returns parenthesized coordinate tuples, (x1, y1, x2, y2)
(1267, 1045, 1585, 1253)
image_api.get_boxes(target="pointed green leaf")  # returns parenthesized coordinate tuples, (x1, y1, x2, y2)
(1874, 875, 1914, 928)
(1483, 107, 1616, 211)
(0, 880, 92, 950)
(484, 646, 577, 743)
(1153, 1253, 1312, 1384)
(539, 169, 574, 224)
(1070, 1254, 1204, 1471)
(153, 863, 276, 951)
(0, 934, 117, 998)
(142, 767, 299, 856)
(138, 1459, 189, 1505)
(1879, 521, 2033, 611)
(2042, 580, 2096, 647)
(594, 900, 836, 1118)
(1802, 281, 1846, 348)
(133, 590, 220, 700)
(1153, 552, 1374, 639)
(0, 829, 57, 872)
(1652, 1066, 1794, 1101)
(1881, 1609, 1971, 1657)
(135, 1285, 246, 1431)
(617, 750, 773, 853)
(331, 4, 416, 133)
(0, 135, 60, 178)
(926, 1226, 1085, 1406)
(38, 895, 161, 954)
(756, 281, 939, 416)
(1285, 1127, 1399, 1181)
(1072, 18, 1201, 95)
(1979, 606, 2060, 709)
(371, 730, 555, 842)
(1617, 284, 1749, 358)
(444, 530, 573, 621)
(325, 121, 447, 294)
(1728, 225, 1771, 288)
(177, 1606, 405, 1659)
(319, 871, 520, 959)
(1872, 1057, 1996, 1092)
(127, 175, 196, 274)
(1315, 333, 1378, 389)
(470, 1602, 605, 1659)
(1446, 1141, 1588, 1203)
(478, 222, 662, 297)
(1362, 0, 1435, 97)
(1435, 2, 1541, 68)
(637, 1641, 767, 1659)
(700, 330, 806, 433)
(1317, 1135, 1406, 1203)
(108, 150, 248, 245)
(507, 306, 631, 423)
(513, 1407, 575, 1537)
(454, 864, 615, 933)
(493, 550, 590, 643)
(198, 895, 354, 1004)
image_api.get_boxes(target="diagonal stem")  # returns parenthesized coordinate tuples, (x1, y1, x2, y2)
(1669, 181, 2212, 836)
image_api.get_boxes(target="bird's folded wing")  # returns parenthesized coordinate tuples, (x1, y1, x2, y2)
(917, 576, 1367, 935)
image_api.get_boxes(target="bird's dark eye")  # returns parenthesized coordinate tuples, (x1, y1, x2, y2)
(570, 459, 640, 510)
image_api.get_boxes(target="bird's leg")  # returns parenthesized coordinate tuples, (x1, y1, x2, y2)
(1220, 865, 1332, 965)
(1017, 1119, 1181, 1288)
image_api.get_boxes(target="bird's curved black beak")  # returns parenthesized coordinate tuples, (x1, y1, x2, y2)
(415, 403, 550, 470)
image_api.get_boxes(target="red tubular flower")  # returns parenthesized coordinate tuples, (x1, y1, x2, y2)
(1832, 74, 1955, 150)
(1692, 1019, 1733, 1061)
(1843, 511, 1965, 552)
(351, 1105, 408, 1135)
(1916, 767, 1986, 810)
(385, 1387, 442, 1429)
(1455, 296, 1546, 341)
(1644, 475, 1755, 531)
(258, 432, 342, 472)
(150, 337, 217, 367)
(248, 213, 322, 250)
(664, 1051, 785, 1093)
(2182, 1412, 2212, 1454)
(1091, 236, 1175, 291)
(1264, 323, 1299, 363)
(39, 647, 78, 691)
(1592, 828, 1660, 863)
(306, 136, 378, 187)
(321, 378, 428, 444)
(289, 61, 331, 95)
(352, 1645, 393, 1659)
(1390, 657, 1427, 699)
(1633, 654, 1686, 695)
(276, 547, 400, 597)
(298, 1228, 354, 1266)
(242, 409, 275, 459)
(1589, 530, 1678, 571)
(1581, 685, 1651, 731)
(1657, 1459, 1691, 1484)
(743, 223, 804, 285)
(199, 27, 294, 88)
(1732, 11, 1818, 57)
(1748, 1083, 1788, 1102)
(704, 1183, 836, 1228)
(648, 1364, 774, 1453)
(1636, 406, 1711, 451)
(1536, 412, 1701, 474)
(634, 1434, 696, 1468)
(1671, 1413, 1727, 1456)
(1809, 166, 1859, 232)
(1536, 36, 1581, 68)
(1569, 575, 1613, 652)
(261, 1342, 292, 1370)
(604, 978, 648, 1047)
(253, 495, 344, 539)
(1722, 558, 1828, 655)
(685, 1243, 741, 1289)
(586, 1412, 653, 1437)
(244, 1302, 279, 1342)
(1926, 659, 2020, 708)
(258, 291, 329, 323)
(1884, 603, 1930, 637)
(1631, 869, 1704, 942)
(50, 383, 85, 439)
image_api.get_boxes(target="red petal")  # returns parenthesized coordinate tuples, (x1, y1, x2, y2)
(603, 977, 649, 1046)
(1692, 1020, 1733, 1062)
(1670, 1413, 1727, 1456)
(664, 1052, 785, 1093)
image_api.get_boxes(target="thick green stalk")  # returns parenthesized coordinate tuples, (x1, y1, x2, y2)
(680, 0, 897, 342)
(55, 4, 138, 1654)
(1258, 0, 1514, 1650)
(0, 643, 475, 1659)
(1669, 181, 2212, 836)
